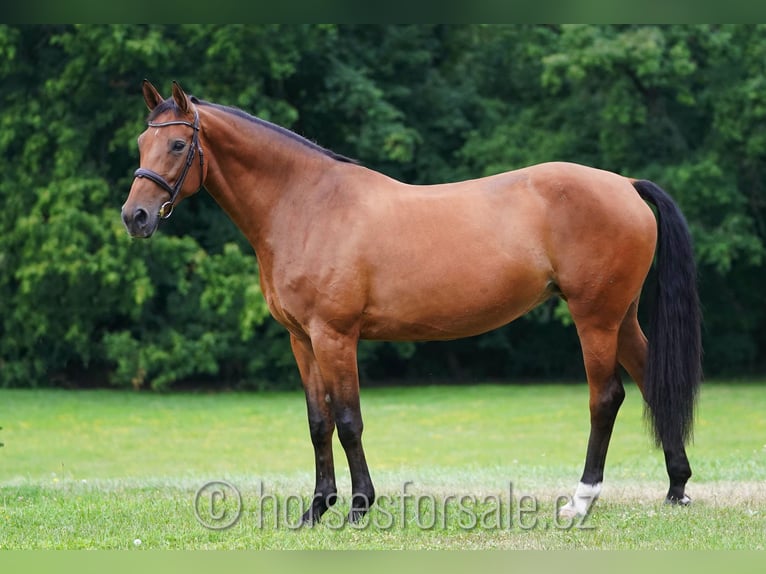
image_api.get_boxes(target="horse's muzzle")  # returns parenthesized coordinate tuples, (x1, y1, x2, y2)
(121, 205, 159, 238)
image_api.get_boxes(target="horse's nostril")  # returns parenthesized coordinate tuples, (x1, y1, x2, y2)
(134, 208, 148, 228)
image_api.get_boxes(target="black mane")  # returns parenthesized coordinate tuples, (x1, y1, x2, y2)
(148, 97, 357, 164)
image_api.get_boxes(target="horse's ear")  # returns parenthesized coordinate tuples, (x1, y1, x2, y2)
(171, 81, 192, 115)
(142, 79, 164, 111)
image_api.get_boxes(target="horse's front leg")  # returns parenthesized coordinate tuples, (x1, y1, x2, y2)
(310, 325, 375, 523)
(290, 334, 338, 525)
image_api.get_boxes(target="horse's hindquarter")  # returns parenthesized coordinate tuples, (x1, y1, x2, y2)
(528, 163, 658, 320)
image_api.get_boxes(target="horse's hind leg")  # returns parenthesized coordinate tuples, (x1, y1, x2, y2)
(616, 300, 646, 390)
(616, 303, 692, 505)
(560, 313, 625, 518)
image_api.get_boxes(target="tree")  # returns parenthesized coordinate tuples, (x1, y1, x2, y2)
(1, 25, 765, 389)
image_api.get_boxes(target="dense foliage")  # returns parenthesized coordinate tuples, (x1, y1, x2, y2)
(1, 25, 765, 390)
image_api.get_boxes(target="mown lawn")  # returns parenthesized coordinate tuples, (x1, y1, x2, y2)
(0, 383, 764, 549)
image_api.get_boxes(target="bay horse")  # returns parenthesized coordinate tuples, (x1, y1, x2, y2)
(121, 81, 701, 522)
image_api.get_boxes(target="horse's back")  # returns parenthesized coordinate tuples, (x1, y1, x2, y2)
(347, 161, 657, 340)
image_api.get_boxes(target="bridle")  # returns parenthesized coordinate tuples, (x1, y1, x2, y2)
(133, 107, 204, 219)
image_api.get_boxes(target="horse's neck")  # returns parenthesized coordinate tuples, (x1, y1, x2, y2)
(200, 111, 337, 252)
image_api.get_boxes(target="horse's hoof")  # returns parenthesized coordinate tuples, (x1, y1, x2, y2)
(301, 505, 325, 526)
(558, 503, 580, 520)
(664, 494, 691, 506)
(347, 508, 369, 524)
(558, 481, 601, 519)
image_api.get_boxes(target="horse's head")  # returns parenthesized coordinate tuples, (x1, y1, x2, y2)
(121, 80, 206, 238)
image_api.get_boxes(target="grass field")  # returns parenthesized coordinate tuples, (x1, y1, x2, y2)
(0, 382, 764, 549)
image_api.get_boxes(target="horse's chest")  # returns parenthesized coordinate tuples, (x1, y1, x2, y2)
(262, 264, 339, 338)
(258, 277, 305, 336)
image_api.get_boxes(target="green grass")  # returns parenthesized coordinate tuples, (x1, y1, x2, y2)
(1, 383, 764, 549)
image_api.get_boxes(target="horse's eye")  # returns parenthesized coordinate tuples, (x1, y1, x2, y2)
(172, 140, 186, 152)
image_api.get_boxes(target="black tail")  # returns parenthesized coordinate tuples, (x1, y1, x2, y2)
(633, 179, 702, 447)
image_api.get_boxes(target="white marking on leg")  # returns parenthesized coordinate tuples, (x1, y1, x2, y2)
(559, 481, 601, 518)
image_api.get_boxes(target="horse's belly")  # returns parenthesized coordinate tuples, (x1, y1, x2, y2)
(359, 263, 552, 341)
